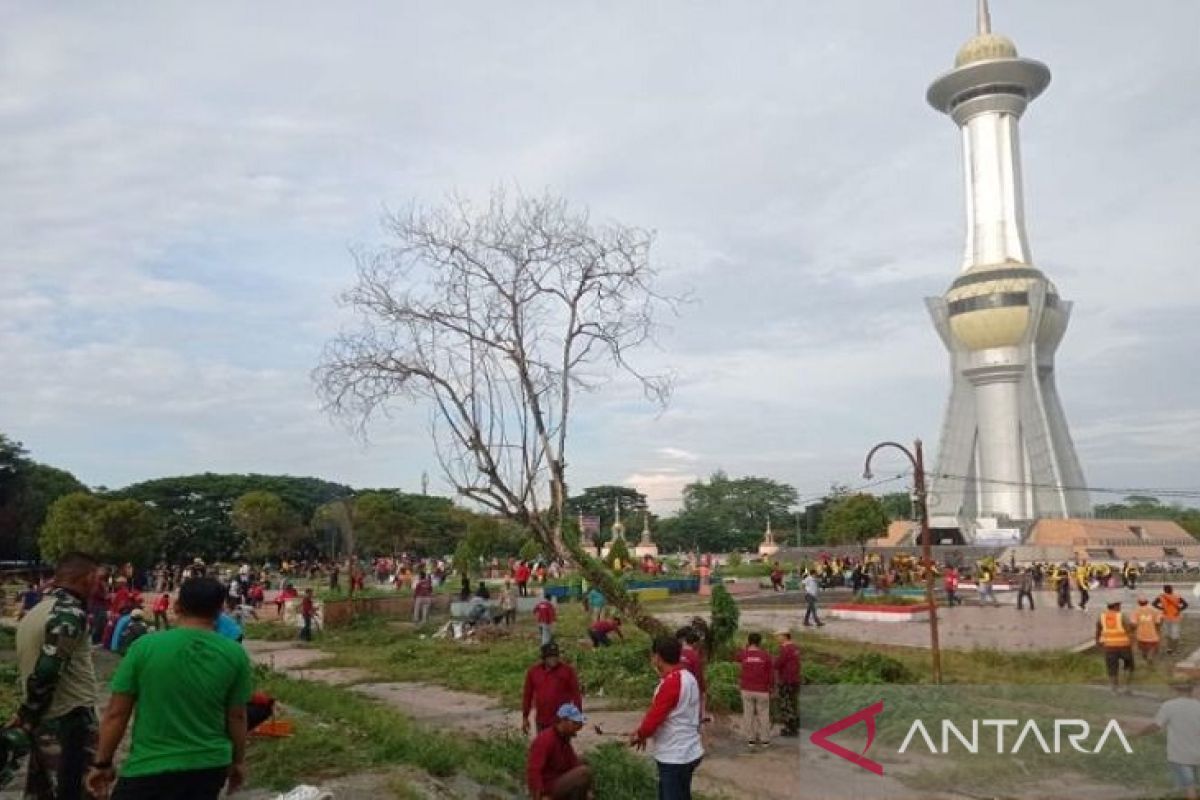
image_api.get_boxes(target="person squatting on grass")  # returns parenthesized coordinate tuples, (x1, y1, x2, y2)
(87, 577, 253, 800)
(629, 637, 703, 800)
(587, 617, 623, 648)
(525, 703, 593, 800)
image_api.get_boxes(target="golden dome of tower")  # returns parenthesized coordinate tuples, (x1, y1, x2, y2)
(955, 33, 1018, 67)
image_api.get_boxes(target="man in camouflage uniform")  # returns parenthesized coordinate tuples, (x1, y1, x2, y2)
(11, 552, 101, 800)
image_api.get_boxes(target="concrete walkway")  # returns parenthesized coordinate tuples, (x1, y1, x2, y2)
(666, 586, 1200, 653)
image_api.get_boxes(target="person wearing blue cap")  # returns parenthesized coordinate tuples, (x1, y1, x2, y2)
(525, 703, 593, 799)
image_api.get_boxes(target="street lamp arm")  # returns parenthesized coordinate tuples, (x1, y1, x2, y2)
(863, 441, 917, 479)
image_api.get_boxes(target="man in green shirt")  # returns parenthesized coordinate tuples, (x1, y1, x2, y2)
(86, 577, 253, 800)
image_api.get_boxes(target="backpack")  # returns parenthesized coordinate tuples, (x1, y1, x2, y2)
(119, 621, 150, 655)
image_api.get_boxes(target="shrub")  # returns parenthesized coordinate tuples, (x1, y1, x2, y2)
(836, 653, 914, 684)
(704, 661, 742, 713)
(604, 536, 632, 569)
(709, 584, 739, 657)
(574, 642, 657, 705)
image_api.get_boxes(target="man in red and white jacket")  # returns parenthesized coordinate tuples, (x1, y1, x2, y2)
(734, 632, 773, 748)
(533, 596, 557, 647)
(630, 638, 703, 800)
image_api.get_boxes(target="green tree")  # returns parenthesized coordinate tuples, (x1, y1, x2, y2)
(518, 538, 543, 562)
(680, 472, 798, 551)
(820, 493, 890, 552)
(40, 492, 161, 565)
(0, 434, 89, 560)
(709, 584, 739, 657)
(352, 491, 420, 555)
(231, 491, 302, 559)
(604, 536, 632, 570)
(879, 491, 915, 521)
(117, 473, 354, 561)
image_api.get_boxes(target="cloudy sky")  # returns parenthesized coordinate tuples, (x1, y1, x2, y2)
(2, 1, 1197, 513)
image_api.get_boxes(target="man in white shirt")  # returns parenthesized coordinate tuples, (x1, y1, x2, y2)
(630, 637, 703, 800)
(802, 572, 825, 627)
(1138, 680, 1200, 800)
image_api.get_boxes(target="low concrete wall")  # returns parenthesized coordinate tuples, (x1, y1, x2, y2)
(699, 580, 760, 597)
(323, 594, 451, 627)
(628, 587, 670, 602)
(828, 603, 931, 623)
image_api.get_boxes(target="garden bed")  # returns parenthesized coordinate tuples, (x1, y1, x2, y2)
(828, 600, 932, 623)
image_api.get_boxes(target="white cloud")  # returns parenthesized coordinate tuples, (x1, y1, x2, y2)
(0, 0, 1196, 510)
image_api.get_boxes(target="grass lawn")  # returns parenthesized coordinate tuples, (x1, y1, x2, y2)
(248, 666, 661, 797)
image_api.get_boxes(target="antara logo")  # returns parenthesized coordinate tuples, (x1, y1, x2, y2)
(809, 701, 1135, 777)
(809, 701, 885, 775)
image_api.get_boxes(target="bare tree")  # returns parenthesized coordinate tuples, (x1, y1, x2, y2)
(316, 189, 676, 635)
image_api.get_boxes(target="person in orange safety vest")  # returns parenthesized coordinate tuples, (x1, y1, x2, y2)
(1096, 600, 1135, 693)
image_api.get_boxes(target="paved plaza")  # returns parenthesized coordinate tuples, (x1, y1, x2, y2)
(668, 584, 1198, 652)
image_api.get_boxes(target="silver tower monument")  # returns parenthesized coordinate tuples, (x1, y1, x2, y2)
(925, 0, 1090, 542)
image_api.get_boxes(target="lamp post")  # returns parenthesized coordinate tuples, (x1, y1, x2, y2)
(863, 438, 943, 684)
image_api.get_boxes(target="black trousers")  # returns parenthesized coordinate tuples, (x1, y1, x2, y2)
(1017, 589, 1034, 610)
(112, 766, 228, 800)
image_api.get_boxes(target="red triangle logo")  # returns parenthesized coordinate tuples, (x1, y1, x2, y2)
(808, 700, 884, 775)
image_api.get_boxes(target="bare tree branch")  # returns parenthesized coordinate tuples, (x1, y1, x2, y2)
(315, 189, 678, 636)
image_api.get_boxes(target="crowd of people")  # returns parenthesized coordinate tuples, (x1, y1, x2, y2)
(4, 552, 268, 800)
(5, 546, 1199, 799)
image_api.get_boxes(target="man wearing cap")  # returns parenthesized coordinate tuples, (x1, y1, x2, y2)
(522, 643, 582, 736)
(1096, 600, 1135, 693)
(525, 703, 592, 800)
(1132, 596, 1163, 665)
(1137, 681, 1200, 800)
(774, 630, 800, 738)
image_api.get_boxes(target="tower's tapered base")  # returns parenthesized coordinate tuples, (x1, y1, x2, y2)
(925, 281, 1090, 543)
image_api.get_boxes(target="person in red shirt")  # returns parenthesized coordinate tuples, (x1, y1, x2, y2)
(526, 703, 592, 799)
(734, 632, 773, 748)
(534, 597, 557, 646)
(587, 617, 623, 648)
(677, 627, 707, 719)
(275, 582, 298, 618)
(522, 642, 583, 735)
(299, 588, 316, 642)
(769, 562, 784, 592)
(152, 592, 171, 630)
(943, 566, 962, 607)
(515, 562, 532, 598)
(774, 630, 800, 737)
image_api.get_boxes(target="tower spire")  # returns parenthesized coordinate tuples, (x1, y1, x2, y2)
(977, 0, 992, 35)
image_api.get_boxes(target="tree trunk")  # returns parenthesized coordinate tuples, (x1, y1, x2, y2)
(562, 536, 668, 640)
